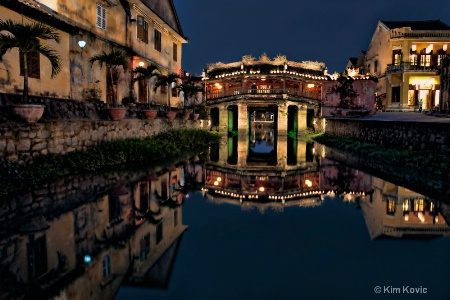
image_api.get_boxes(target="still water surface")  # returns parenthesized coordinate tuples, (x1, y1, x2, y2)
(1, 134, 449, 300)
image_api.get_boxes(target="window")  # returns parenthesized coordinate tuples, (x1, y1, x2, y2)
(386, 200, 395, 215)
(139, 181, 149, 212)
(139, 233, 150, 260)
(27, 235, 47, 280)
(374, 60, 378, 73)
(172, 86, 178, 97)
(102, 255, 111, 279)
(137, 16, 148, 43)
(174, 209, 178, 227)
(108, 195, 122, 224)
(154, 29, 161, 52)
(156, 222, 163, 244)
(410, 54, 418, 66)
(391, 86, 400, 103)
(420, 54, 431, 67)
(392, 50, 402, 65)
(173, 42, 177, 61)
(96, 4, 106, 30)
(20, 51, 40, 79)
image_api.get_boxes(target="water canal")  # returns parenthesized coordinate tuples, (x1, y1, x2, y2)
(1, 127, 449, 299)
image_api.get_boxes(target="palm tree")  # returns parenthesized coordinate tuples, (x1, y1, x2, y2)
(177, 83, 204, 114)
(0, 19, 62, 102)
(153, 73, 180, 111)
(132, 63, 160, 108)
(89, 49, 129, 107)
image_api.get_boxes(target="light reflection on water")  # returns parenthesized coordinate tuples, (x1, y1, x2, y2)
(1, 136, 449, 300)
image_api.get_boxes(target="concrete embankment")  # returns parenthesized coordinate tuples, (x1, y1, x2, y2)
(324, 112, 450, 152)
(0, 118, 208, 162)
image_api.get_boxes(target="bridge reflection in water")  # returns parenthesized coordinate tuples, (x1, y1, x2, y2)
(1, 137, 449, 299)
(204, 134, 450, 240)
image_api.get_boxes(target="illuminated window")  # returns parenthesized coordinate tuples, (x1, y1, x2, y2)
(137, 16, 148, 43)
(410, 54, 417, 66)
(96, 3, 106, 30)
(393, 50, 402, 65)
(402, 199, 410, 212)
(154, 29, 161, 52)
(414, 199, 424, 211)
(387, 200, 395, 215)
(420, 55, 431, 67)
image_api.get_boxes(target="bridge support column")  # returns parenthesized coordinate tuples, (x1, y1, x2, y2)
(277, 102, 288, 135)
(237, 103, 248, 134)
(218, 104, 229, 134)
(298, 106, 307, 130)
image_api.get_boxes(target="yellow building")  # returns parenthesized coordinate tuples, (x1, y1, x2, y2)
(365, 20, 450, 112)
(0, 0, 187, 107)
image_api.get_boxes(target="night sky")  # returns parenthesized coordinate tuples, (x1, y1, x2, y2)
(173, 0, 450, 75)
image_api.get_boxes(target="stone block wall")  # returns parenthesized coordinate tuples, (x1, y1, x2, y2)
(325, 119, 450, 152)
(0, 118, 208, 162)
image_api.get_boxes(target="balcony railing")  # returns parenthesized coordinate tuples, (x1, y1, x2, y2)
(390, 31, 450, 39)
(386, 62, 440, 73)
(206, 87, 321, 101)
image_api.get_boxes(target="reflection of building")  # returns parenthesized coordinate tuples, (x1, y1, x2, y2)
(0, 162, 189, 299)
(360, 177, 449, 239)
(365, 20, 450, 111)
(203, 54, 328, 135)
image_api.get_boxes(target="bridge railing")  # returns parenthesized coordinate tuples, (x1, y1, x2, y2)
(206, 87, 321, 101)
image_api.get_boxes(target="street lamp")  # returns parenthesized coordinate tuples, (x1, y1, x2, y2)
(78, 40, 86, 49)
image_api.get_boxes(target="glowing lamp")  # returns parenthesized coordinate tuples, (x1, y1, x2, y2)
(258, 187, 265, 192)
(444, 44, 448, 52)
(307, 83, 315, 88)
(305, 179, 313, 187)
(138, 61, 144, 67)
(214, 181, 219, 186)
(84, 254, 92, 264)
(78, 40, 86, 49)
(411, 44, 416, 52)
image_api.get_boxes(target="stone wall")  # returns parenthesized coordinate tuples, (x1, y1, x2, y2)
(325, 119, 450, 152)
(0, 118, 208, 162)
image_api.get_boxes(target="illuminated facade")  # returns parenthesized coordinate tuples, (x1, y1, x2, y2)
(202, 54, 328, 136)
(365, 20, 450, 111)
(0, 0, 187, 106)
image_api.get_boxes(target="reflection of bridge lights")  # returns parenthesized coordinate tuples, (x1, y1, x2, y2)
(305, 179, 313, 187)
(259, 186, 265, 192)
(404, 214, 409, 221)
(418, 212, 425, 223)
(217, 177, 222, 182)
(214, 181, 219, 186)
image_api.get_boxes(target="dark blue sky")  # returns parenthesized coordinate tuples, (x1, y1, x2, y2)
(173, 0, 450, 75)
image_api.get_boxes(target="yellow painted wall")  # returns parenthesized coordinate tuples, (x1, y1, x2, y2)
(0, 6, 71, 99)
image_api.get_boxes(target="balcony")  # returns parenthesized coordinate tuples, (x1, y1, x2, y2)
(386, 62, 440, 74)
(206, 87, 321, 102)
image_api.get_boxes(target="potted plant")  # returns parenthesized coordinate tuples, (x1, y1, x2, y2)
(89, 49, 129, 121)
(177, 82, 204, 120)
(132, 63, 160, 119)
(153, 73, 180, 120)
(0, 19, 62, 123)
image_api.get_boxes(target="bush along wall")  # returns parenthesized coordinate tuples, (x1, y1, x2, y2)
(0, 130, 221, 198)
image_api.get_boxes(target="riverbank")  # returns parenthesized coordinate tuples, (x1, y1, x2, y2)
(312, 134, 450, 201)
(0, 129, 221, 198)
